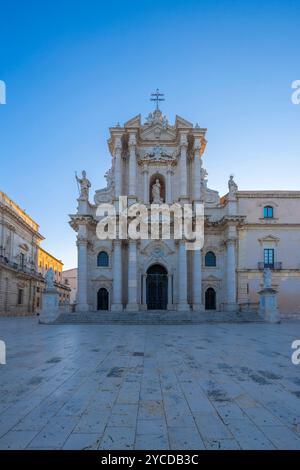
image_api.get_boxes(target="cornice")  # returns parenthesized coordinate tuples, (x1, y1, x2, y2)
(237, 191, 300, 199)
(0, 202, 44, 241)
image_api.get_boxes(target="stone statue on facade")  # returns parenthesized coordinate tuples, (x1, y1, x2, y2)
(152, 179, 163, 203)
(104, 168, 114, 190)
(45, 267, 55, 290)
(228, 174, 238, 197)
(76, 170, 91, 200)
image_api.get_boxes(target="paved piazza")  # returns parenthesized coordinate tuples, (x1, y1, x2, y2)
(0, 318, 300, 450)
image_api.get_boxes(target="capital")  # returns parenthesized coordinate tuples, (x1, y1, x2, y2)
(180, 133, 188, 148)
(194, 137, 201, 154)
(129, 133, 136, 147)
(114, 136, 122, 152)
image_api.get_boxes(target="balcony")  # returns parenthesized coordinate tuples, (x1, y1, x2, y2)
(258, 262, 282, 270)
(0, 255, 42, 278)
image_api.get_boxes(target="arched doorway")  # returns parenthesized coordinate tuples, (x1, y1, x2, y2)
(205, 287, 216, 310)
(146, 264, 168, 310)
(97, 288, 109, 310)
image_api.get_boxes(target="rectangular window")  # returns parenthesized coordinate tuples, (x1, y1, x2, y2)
(264, 206, 273, 218)
(20, 253, 25, 269)
(264, 248, 274, 268)
(17, 289, 23, 305)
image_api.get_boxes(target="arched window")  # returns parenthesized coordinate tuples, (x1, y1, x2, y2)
(264, 206, 273, 218)
(97, 251, 109, 267)
(205, 251, 216, 267)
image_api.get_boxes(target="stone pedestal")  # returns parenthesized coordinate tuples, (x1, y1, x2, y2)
(39, 288, 60, 324)
(259, 287, 281, 323)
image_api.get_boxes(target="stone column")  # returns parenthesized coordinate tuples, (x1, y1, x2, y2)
(167, 273, 173, 309)
(192, 249, 204, 311)
(179, 134, 188, 199)
(111, 240, 123, 311)
(126, 240, 139, 311)
(193, 138, 202, 201)
(177, 240, 189, 311)
(128, 133, 137, 197)
(141, 274, 147, 310)
(166, 167, 173, 204)
(226, 239, 237, 311)
(114, 136, 122, 199)
(76, 236, 89, 312)
(142, 167, 149, 204)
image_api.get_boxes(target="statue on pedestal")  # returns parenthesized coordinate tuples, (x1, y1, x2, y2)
(228, 174, 238, 197)
(45, 267, 55, 290)
(76, 170, 91, 200)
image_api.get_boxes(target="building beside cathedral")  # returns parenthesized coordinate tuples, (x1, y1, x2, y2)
(70, 100, 300, 316)
(0, 191, 70, 315)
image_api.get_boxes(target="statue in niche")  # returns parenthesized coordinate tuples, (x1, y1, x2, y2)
(76, 170, 91, 200)
(152, 179, 163, 204)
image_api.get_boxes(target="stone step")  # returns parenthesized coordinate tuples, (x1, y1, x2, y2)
(54, 310, 264, 325)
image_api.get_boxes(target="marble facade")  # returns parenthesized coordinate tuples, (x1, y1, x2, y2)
(70, 106, 300, 316)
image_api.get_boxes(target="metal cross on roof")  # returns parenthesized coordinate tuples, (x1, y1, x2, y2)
(150, 88, 165, 110)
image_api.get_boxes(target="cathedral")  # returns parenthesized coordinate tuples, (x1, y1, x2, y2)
(70, 95, 300, 316)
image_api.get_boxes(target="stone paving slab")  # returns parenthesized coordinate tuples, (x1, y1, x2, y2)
(0, 317, 300, 449)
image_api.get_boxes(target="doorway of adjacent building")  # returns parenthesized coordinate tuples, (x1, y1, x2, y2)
(146, 264, 168, 310)
(97, 288, 109, 310)
(205, 287, 216, 310)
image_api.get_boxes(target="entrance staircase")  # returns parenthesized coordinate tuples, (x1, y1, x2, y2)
(54, 310, 264, 325)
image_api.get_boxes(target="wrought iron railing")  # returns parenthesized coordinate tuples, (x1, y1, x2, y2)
(258, 262, 282, 270)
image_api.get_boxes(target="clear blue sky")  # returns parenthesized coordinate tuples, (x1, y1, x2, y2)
(0, 0, 299, 269)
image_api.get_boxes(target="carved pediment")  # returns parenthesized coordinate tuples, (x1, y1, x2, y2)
(140, 125, 176, 142)
(124, 114, 141, 128)
(92, 274, 112, 282)
(258, 235, 280, 245)
(140, 240, 175, 257)
(175, 115, 193, 129)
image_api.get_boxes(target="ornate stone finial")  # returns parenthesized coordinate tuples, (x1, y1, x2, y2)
(195, 122, 200, 128)
(45, 268, 55, 290)
(116, 122, 121, 127)
(228, 174, 238, 197)
(76, 170, 91, 200)
(263, 268, 272, 289)
(145, 109, 168, 128)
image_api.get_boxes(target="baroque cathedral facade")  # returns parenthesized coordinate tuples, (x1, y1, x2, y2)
(70, 102, 300, 316)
